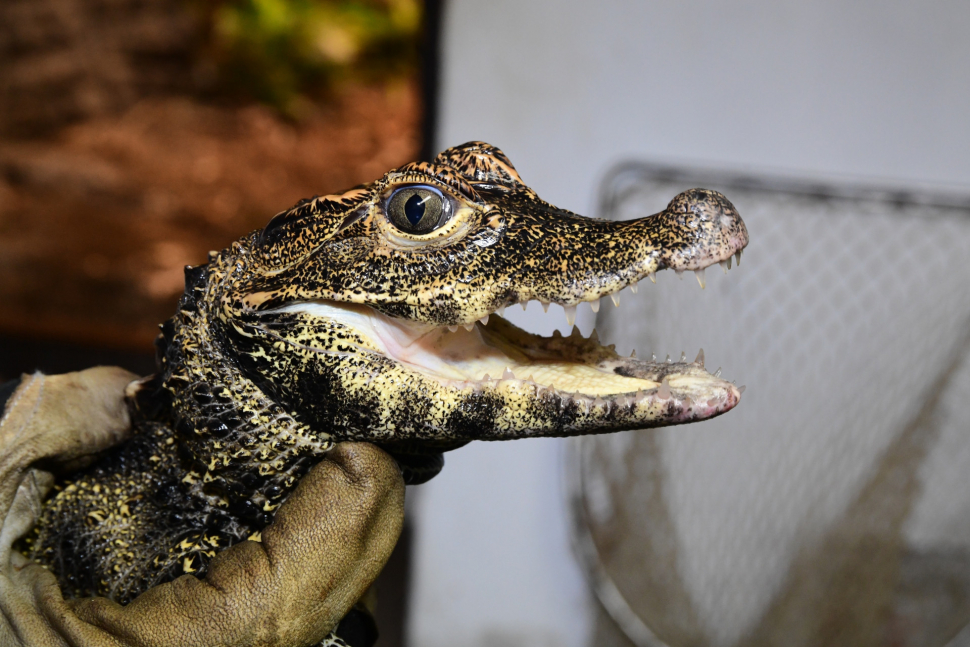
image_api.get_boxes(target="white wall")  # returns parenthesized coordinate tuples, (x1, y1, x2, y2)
(407, 2, 970, 646)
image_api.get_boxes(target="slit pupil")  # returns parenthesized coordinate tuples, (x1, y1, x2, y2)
(404, 193, 426, 225)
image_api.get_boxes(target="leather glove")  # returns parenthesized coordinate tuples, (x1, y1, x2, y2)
(0, 367, 405, 647)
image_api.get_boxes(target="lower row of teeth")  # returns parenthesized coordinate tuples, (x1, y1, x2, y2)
(462, 344, 743, 408)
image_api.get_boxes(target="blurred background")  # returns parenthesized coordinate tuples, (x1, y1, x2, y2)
(0, 0, 424, 363)
(2, 1, 970, 647)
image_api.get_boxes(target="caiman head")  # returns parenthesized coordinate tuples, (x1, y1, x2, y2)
(154, 141, 748, 490)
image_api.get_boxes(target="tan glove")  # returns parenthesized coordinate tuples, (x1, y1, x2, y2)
(0, 368, 405, 647)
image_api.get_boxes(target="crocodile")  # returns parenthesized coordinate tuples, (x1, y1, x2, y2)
(25, 141, 748, 646)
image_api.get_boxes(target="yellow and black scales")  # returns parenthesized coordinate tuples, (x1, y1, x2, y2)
(26, 142, 748, 647)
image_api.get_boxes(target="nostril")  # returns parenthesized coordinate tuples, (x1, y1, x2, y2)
(685, 188, 711, 200)
(667, 188, 710, 214)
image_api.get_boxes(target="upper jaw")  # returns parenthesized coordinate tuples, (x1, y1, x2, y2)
(467, 187, 748, 326)
(473, 188, 748, 327)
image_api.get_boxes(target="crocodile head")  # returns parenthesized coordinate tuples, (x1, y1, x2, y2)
(159, 141, 747, 485)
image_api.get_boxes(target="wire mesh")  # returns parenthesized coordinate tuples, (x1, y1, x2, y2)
(569, 165, 970, 647)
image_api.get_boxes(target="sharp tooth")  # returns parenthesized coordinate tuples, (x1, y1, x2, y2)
(649, 272, 656, 283)
(570, 325, 582, 338)
(727, 256, 732, 270)
(496, 305, 506, 316)
(541, 301, 550, 313)
(448, 325, 459, 333)
(657, 377, 671, 399)
(738, 385, 746, 395)
(720, 260, 729, 274)
(680, 351, 686, 362)
(463, 323, 475, 332)
(502, 367, 516, 380)
(610, 293, 620, 307)
(676, 270, 684, 280)
(665, 354, 671, 363)
(521, 301, 528, 311)
(593, 397, 605, 408)
(630, 349, 637, 358)
(714, 367, 722, 378)
(479, 315, 490, 326)
(630, 283, 638, 294)
(694, 348, 705, 367)
(590, 299, 600, 313)
(695, 268, 706, 289)
(527, 374, 535, 383)
(563, 304, 577, 327)
(735, 250, 742, 266)
(482, 373, 491, 382)
(651, 353, 657, 361)
(589, 329, 599, 343)
(552, 329, 562, 338)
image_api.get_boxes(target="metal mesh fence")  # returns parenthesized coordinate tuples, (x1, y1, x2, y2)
(569, 165, 970, 647)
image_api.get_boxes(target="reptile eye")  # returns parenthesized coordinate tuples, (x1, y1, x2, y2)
(387, 186, 449, 234)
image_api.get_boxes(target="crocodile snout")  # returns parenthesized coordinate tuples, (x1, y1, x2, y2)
(657, 188, 748, 273)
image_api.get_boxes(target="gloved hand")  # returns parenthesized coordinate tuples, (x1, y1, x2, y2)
(0, 367, 405, 647)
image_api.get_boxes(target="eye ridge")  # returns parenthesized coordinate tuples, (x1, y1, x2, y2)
(387, 186, 448, 234)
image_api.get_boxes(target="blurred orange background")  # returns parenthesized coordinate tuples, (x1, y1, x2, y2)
(0, 0, 424, 352)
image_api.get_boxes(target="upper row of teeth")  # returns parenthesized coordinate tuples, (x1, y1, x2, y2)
(444, 250, 742, 331)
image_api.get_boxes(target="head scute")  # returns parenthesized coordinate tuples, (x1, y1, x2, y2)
(314, 186, 374, 213)
(391, 161, 482, 203)
(434, 141, 525, 187)
(256, 186, 376, 266)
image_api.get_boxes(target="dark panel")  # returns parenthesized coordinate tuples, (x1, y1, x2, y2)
(0, 335, 155, 382)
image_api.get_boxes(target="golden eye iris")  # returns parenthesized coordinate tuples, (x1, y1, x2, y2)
(387, 187, 445, 234)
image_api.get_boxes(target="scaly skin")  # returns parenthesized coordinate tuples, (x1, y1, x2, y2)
(27, 142, 748, 645)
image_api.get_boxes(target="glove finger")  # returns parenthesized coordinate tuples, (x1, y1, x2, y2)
(0, 368, 136, 536)
(0, 470, 53, 566)
(0, 367, 136, 470)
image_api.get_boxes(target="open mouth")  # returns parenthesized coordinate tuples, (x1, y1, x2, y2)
(250, 183, 750, 437)
(273, 250, 744, 431)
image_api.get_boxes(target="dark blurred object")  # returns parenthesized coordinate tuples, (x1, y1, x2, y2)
(418, 0, 440, 164)
(0, 335, 154, 383)
(0, 0, 201, 138)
